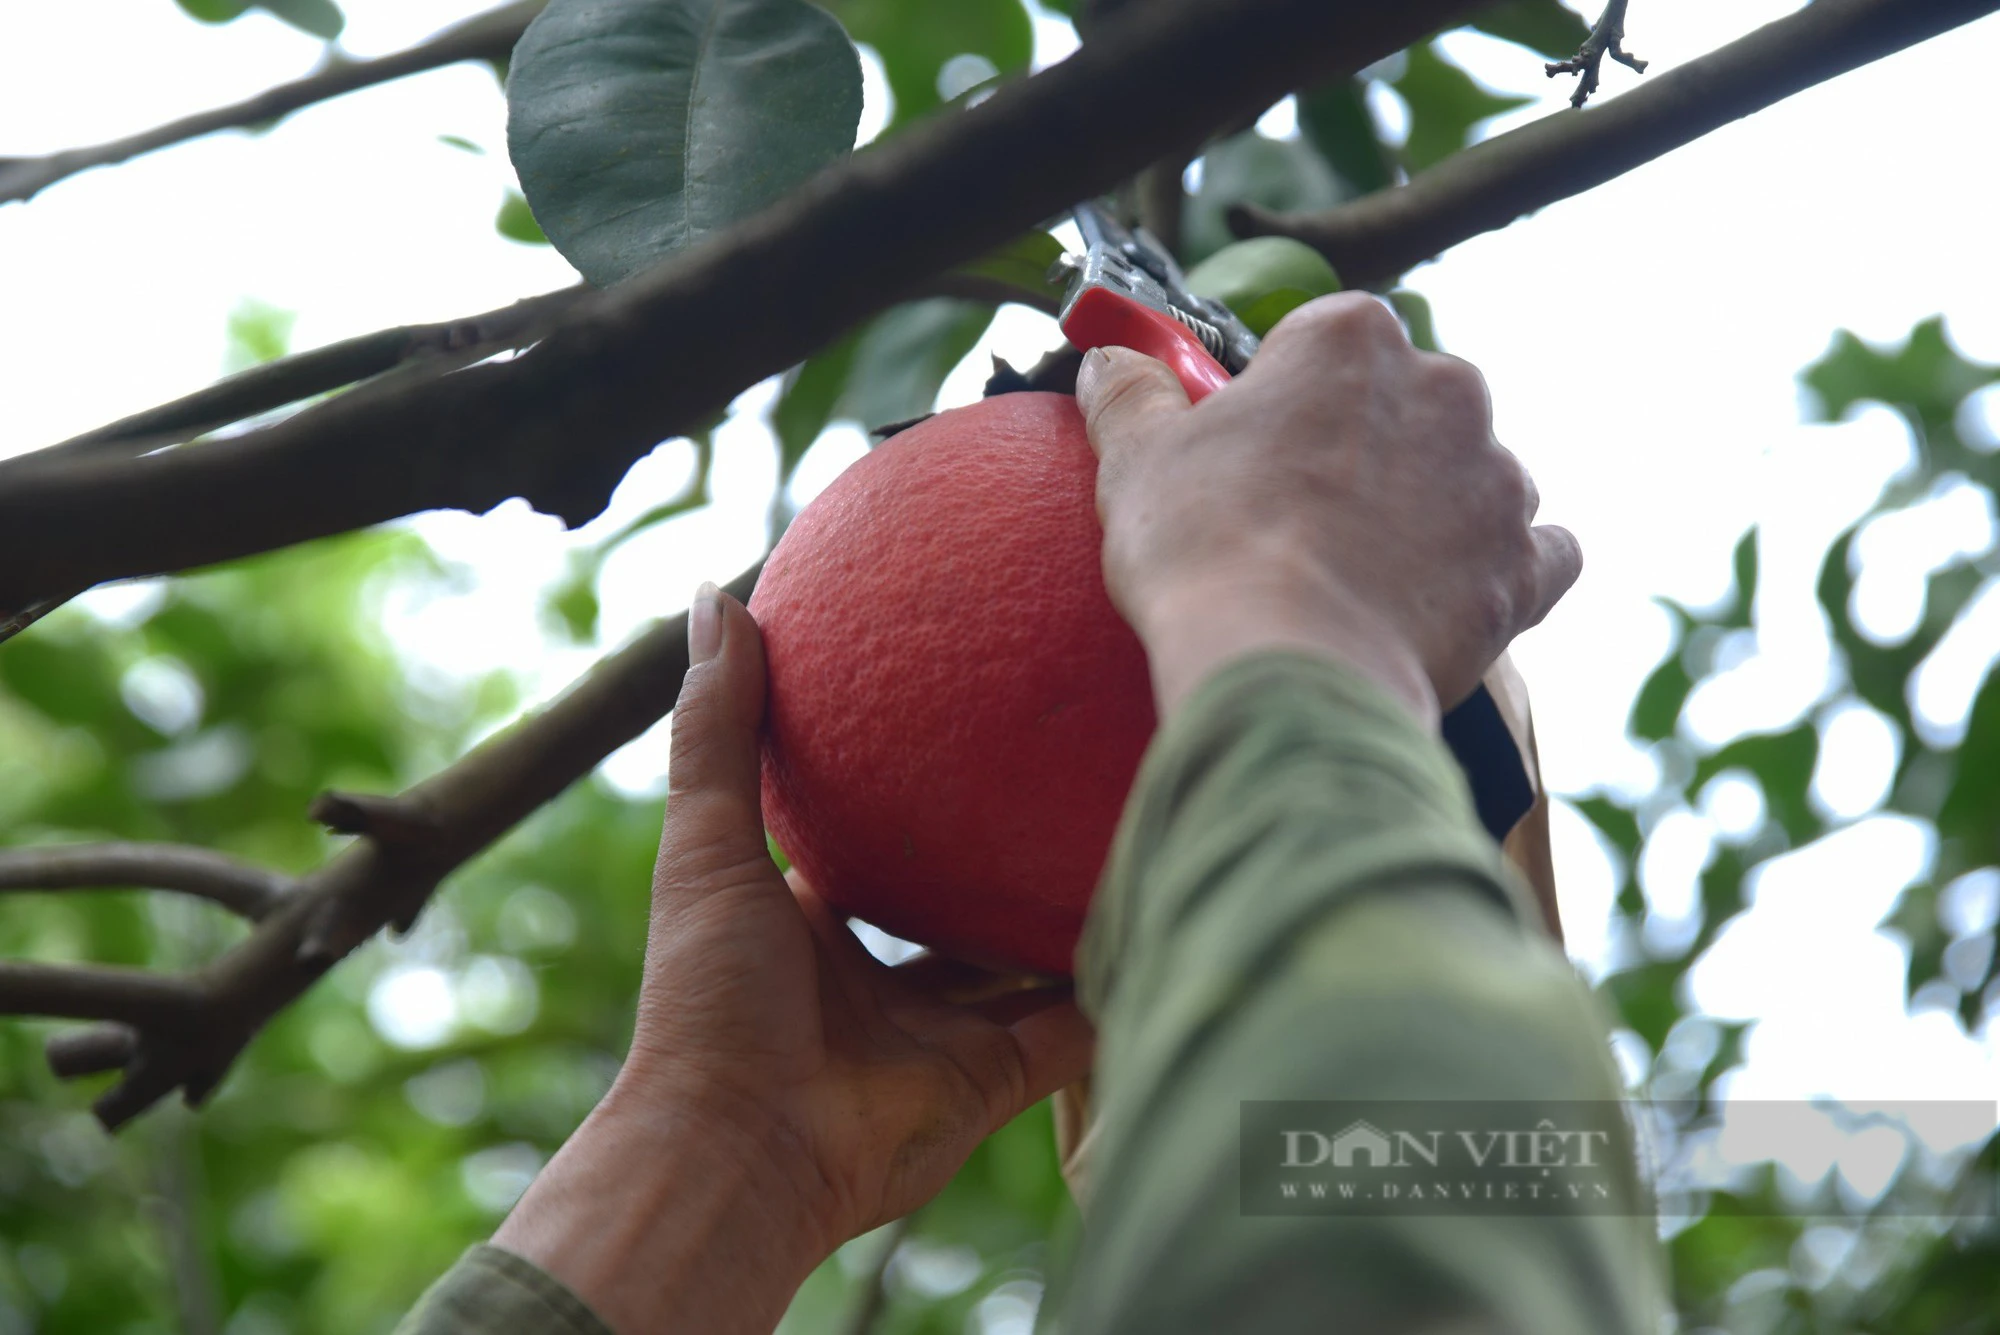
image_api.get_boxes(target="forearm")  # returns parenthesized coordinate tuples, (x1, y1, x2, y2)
(1050, 653, 1660, 1335)
(488, 1080, 829, 1335)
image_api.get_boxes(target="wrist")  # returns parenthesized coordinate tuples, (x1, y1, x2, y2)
(1129, 566, 1439, 729)
(493, 1077, 831, 1335)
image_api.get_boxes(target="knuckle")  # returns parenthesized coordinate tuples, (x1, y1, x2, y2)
(1270, 291, 1404, 351)
(1422, 353, 1493, 426)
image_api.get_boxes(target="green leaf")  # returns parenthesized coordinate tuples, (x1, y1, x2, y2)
(1629, 603, 1694, 742)
(1185, 237, 1341, 336)
(256, 0, 343, 40)
(774, 336, 863, 480)
(1937, 666, 2000, 866)
(495, 190, 549, 245)
(950, 230, 1067, 309)
(507, 0, 863, 287)
(1182, 131, 1343, 264)
(1387, 289, 1441, 352)
(225, 298, 296, 374)
(176, 0, 253, 23)
(1572, 794, 1642, 861)
(841, 300, 994, 433)
(438, 135, 484, 155)
(1393, 42, 1534, 173)
(771, 299, 995, 480)
(1722, 527, 1758, 629)
(1466, 0, 1590, 59)
(1297, 79, 1396, 197)
(1800, 319, 2000, 487)
(825, 0, 1032, 131)
(1691, 726, 1819, 846)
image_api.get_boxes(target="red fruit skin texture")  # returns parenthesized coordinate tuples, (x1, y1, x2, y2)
(751, 393, 1157, 975)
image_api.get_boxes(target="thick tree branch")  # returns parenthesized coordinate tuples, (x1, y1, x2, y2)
(1230, 0, 2000, 291)
(1547, 0, 1647, 109)
(0, 1, 545, 206)
(0, 0, 1480, 610)
(0, 843, 293, 919)
(15, 562, 757, 1130)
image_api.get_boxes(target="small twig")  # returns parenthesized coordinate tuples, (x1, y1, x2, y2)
(0, 843, 295, 920)
(308, 792, 441, 846)
(1548, 0, 1647, 109)
(1231, 0, 2000, 289)
(0, 1, 545, 205)
(46, 1025, 139, 1078)
(0, 961, 205, 1026)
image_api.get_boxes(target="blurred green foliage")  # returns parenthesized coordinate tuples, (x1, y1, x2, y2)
(1580, 318, 2000, 1331)
(13, 2, 2000, 1332)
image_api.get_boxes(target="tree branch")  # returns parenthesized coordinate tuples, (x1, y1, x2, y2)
(1547, 0, 1647, 109)
(1230, 0, 2000, 291)
(0, 1, 545, 206)
(0, 843, 294, 919)
(0, 0, 1480, 610)
(0, 962, 205, 1027)
(13, 561, 757, 1130)
(32, 286, 590, 465)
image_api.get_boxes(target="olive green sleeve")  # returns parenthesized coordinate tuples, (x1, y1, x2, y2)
(394, 1245, 613, 1335)
(1046, 652, 1664, 1335)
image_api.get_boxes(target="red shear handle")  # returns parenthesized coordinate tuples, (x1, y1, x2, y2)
(1061, 285, 1232, 403)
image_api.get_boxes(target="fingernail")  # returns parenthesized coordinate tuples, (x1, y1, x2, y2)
(1076, 346, 1110, 400)
(688, 582, 723, 664)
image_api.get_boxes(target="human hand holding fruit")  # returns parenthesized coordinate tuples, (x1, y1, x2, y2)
(493, 586, 1092, 1335)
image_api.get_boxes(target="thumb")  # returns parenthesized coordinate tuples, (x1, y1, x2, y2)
(1073, 345, 1191, 472)
(659, 583, 772, 890)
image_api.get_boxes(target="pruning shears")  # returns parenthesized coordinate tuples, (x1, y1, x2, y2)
(1055, 200, 1255, 403)
(1052, 200, 1548, 874)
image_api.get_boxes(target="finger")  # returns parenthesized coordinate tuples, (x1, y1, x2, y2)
(1074, 345, 1191, 473)
(891, 952, 1063, 1007)
(1497, 444, 1540, 522)
(974, 984, 1075, 1027)
(657, 584, 773, 893)
(1524, 525, 1584, 627)
(1006, 1001, 1095, 1107)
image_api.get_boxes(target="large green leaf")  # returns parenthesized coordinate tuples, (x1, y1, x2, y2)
(1184, 237, 1341, 337)
(772, 299, 996, 479)
(1393, 42, 1534, 174)
(1183, 131, 1343, 264)
(1298, 78, 1396, 197)
(827, 0, 1032, 131)
(257, 0, 343, 39)
(951, 230, 1068, 310)
(1466, 0, 1590, 59)
(507, 0, 863, 287)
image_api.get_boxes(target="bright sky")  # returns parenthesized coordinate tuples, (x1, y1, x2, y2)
(3, 0, 1996, 1204)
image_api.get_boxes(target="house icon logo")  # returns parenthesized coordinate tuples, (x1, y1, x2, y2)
(1330, 1119, 1396, 1167)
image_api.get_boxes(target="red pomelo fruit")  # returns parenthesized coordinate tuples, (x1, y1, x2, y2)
(750, 392, 1157, 975)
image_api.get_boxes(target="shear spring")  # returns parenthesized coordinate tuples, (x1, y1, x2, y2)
(1168, 305, 1229, 362)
